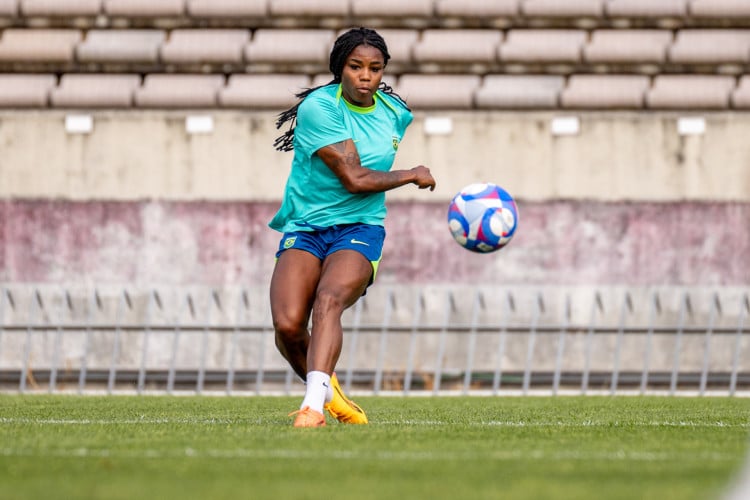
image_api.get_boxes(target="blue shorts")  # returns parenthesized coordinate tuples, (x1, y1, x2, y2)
(275, 223, 386, 280)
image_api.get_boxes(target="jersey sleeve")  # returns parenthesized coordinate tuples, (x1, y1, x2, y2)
(377, 91, 413, 138)
(399, 106, 414, 137)
(294, 91, 352, 155)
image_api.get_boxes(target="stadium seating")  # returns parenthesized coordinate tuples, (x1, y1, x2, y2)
(185, 0, 268, 19)
(413, 29, 503, 66)
(646, 75, 736, 109)
(732, 75, 750, 108)
(560, 74, 650, 109)
(0, 2, 748, 109)
(669, 30, 750, 65)
(20, 0, 101, 17)
(160, 29, 249, 65)
(0, 28, 81, 63)
(51, 73, 141, 108)
(76, 30, 165, 64)
(271, 0, 349, 18)
(369, 29, 419, 71)
(522, 0, 604, 18)
(0, 73, 55, 106)
(350, 0, 433, 19)
(394, 74, 481, 109)
(133, 74, 224, 107)
(583, 30, 672, 65)
(103, 0, 185, 18)
(475, 75, 564, 109)
(689, 0, 750, 18)
(244, 29, 334, 72)
(0, 0, 17, 18)
(218, 74, 310, 108)
(606, 0, 688, 19)
(434, 0, 520, 19)
(499, 29, 587, 64)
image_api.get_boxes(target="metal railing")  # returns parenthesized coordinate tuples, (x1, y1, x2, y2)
(0, 285, 747, 396)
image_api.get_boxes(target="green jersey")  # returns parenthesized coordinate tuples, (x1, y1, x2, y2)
(269, 84, 413, 233)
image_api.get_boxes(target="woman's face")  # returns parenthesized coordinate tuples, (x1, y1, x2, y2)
(340, 44, 385, 107)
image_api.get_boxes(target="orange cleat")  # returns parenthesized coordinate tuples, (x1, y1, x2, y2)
(289, 406, 326, 428)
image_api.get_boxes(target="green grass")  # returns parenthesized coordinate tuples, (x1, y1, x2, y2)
(1, 395, 748, 500)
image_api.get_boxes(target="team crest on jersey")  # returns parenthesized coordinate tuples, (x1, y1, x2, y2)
(283, 236, 297, 249)
(392, 136, 400, 151)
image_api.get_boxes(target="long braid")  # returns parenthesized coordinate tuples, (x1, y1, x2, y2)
(274, 27, 409, 152)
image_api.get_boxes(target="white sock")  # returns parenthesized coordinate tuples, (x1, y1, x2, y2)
(300, 371, 330, 414)
(325, 374, 334, 403)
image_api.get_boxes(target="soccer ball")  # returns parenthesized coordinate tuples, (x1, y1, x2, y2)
(447, 182, 519, 253)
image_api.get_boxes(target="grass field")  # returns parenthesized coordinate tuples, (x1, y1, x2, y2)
(1, 395, 748, 500)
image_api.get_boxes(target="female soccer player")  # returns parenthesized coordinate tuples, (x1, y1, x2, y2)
(270, 27, 436, 427)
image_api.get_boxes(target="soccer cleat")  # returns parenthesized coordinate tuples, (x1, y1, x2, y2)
(289, 406, 326, 428)
(324, 373, 368, 424)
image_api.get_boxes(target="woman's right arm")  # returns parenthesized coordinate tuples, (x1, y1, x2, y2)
(316, 139, 436, 194)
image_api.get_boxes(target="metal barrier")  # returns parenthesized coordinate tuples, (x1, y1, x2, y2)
(0, 285, 747, 396)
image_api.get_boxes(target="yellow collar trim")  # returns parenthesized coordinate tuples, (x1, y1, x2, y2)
(336, 83, 377, 113)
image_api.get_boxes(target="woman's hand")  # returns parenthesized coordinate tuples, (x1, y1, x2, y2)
(410, 165, 436, 191)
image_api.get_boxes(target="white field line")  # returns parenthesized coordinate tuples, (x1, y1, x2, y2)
(0, 417, 748, 428)
(0, 446, 740, 463)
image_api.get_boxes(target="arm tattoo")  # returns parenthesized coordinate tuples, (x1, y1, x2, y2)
(343, 152, 359, 168)
(328, 141, 347, 153)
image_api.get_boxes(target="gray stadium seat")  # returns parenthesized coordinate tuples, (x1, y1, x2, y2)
(412, 29, 502, 65)
(186, 0, 267, 18)
(160, 29, 249, 64)
(0, 29, 81, 62)
(0, 74, 55, 107)
(394, 74, 480, 109)
(475, 75, 564, 109)
(368, 29, 419, 68)
(218, 74, 310, 108)
(690, 0, 750, 18)
(499, 30, 587, 63)
(647, 75, 736, 109)
(76, 30, 165, 63)
(20, 0, 101, 17)
(0, 0, 18, 17)
(583, 30, 672, 64)
(560, 75, 650, 108)
(270, 0, 349, 17)
(606, 0, 688, 18)
(435, 0, 520, 17)
(521, 0, 604, 17)
(134, 74, 224, 107)
(350, 0, 432, 17)
(50, 74, 140, 108)
(103, 0, 185, 17)
(244, 29, 334, 64)
(731, 75, 750, 108)
(310, 74, 335, 88)
(668, 30, 750, 65)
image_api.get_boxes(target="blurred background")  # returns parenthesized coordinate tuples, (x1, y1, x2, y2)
(0, 0, 748, 396)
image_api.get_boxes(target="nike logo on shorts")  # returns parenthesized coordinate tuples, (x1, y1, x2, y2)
(350, 238, 370, 246)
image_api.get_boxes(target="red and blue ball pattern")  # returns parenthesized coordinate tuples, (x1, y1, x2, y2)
(447, 183, 519, 253)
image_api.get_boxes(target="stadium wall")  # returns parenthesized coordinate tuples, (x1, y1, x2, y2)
(1, 111, 749, 201)
(0, 111, 748, 287)
(1, 199, 748, 287)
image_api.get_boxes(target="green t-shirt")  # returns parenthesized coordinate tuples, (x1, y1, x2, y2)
(269, 84, 413, 233)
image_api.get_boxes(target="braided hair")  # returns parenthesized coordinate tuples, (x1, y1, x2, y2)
(274, 27, 409, 152)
